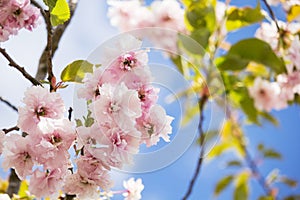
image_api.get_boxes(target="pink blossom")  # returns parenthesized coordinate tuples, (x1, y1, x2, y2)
(63, 173, 99, 200)
(248, 77, 287, 111)
(137, 105, 174, 147)
(277, 71, 300, 100)
(29, 118, 76, 169)
(107, 0, 153, 31)
(2, 134, 34, 179)
(0, 130, 5, 154)
(90, 83, 142, 131)
(122, 178, 144, 200)
(285, 36, 300, 73)
(29, 168, 66, 199)
(76, 155, 113, 191)
(266, 0, 281, 6)
(97, 121, 141, 168)
(138, 84, 159, 112)
(18, 86, 65, 133)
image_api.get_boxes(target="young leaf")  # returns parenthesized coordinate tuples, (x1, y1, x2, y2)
(234, 171, 250, 200)
(263, 149, 282, 160)
(284, 195, 300, 200)
(60, 60, 94, 83)
(214, 175, 234, 196)
(43, 0, 57, 10)
(226, 3, 264, 31)
(18, 180, 29, 197)
(226, 160, 243, 167)
(217, 38, 285, 74)
(287, 5, 300, 22)
(50, 0, 70, 26)
(207, 143, 231, 159)
(280, 177, 298, 188)
(259, 196, 275, 200)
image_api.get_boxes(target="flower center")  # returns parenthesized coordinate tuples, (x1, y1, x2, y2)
(109, 102, 120, 113)
(120, 53, 136, 71)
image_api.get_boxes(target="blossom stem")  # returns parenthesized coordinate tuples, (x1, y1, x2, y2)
(0, 48, 41, 86)
(182, 94, 208, 200)
(261, 0, 280, 32)
(0, 96, 18, 112)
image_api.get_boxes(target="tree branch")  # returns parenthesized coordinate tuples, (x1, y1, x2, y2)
(261, 0, 280, 31)
(182, 94, 208, 200)
(0, 48, 42, 86)
(35, 0, 79, 82)
(6, 169, 21, 198)
(2, 126, 20, 134)
(0, 96, 18, 112)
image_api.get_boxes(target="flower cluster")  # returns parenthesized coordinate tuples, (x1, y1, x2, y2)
(0, 0, 40, 42)
(1, 34, 169, 199)
(249, 20, 300, 111)
(107, 0, 186, 53)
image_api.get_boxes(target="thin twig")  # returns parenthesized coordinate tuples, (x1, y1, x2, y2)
(182, 94, 208, 200)
(0, 96, 18, 112)
(0, 48, 42, 86)
(261, 0, 280, 31)
(68, 107, 73, 121)
(6, 169, 21, 198)
(31, 0, 47, 20)
(2, 126, 20, 134)
(35, 0, 79, 81)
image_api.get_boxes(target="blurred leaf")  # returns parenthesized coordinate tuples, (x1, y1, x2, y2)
(287, 5, 300, 22)
(18, 180, 29, 197)
(266, 169, 280, 185)
(234, 171, 250, 200)
(50, 0, 70, 26)
(214, 175, 234, 196)
(181, 102, 199, 126)
(217, 38, 286, 74)
(280, 177, 298, 188)
(226, 160, 243, 167)
(246, 62, 269, 77)
(171, 55, 184, 74)
(284, 195, 300, 200)
(0, 179, 8, 193)
(259, 111, 279, 126)
(259, 196, 275, 200)
(61, 60, 94, 83)
(263, 149, 282, 159)
(190, 28, 211, 49)
(226, 3, 264, 31)
(185, 1, 216, 32)
(207, 143, 231, 159)
(257, 143, 264, 151)
(178, 33, 205, 55)
(240, 91, 259, 124)
(83, 110, 94, 127)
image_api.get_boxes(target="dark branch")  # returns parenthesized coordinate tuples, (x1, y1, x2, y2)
(68, 107, 73, 121)
(182, 94, 208, 200)
(2, 126, 20, 134)
(0, 97, 18, 112)
(0, 48, 42, 86)
(261, 0, 280, 31)
(35, 0, 79, 82)
(6, 169, 21, 197)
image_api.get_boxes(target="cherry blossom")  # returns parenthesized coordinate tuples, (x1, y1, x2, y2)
(248, 77, 287, 111)
(277, 71, 300, 100)
(123, 178, 144, 200)
(0, 194, 11, 200)
(29, 168, 66, 199)
(90, 83, 142, 131)
(137, 105, 174, 147)
(2, 134, 34, 179)
(0, 130, 5, 154)
(18, 86, 65, 133)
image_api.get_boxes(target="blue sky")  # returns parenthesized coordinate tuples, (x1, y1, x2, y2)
(0, 0, 299, 200)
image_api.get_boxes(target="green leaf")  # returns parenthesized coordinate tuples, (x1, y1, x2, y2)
(234, 171, 250, 200)
(178, 33, 205, 55)
(18, 180, 29, 197)
(226, 3, 264, 31)
(181, 102, 199, 126)
(259, 111, 279, 126)
(43, 0, 57, 10)
(226, 160, 243, 167)
(287, 5, 300, 22)
(284, 195, 300, 200)
(75, 119, 83, 127)
(217, 38, 286, 74)
(185, 1, 216, 32)
(240, 91, 259, 123)
(259, 196, 275, 200)
(263, 149, 282, 159)
(280, 177, 298, 188)
(83, 110, 94, 127)
(50, 0, 70, 26)
(207, 143, 231, 159)
(61, 60, 94, 83)
(214, 175, 234, 196)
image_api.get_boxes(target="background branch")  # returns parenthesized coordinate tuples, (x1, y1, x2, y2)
(0, 97, 18, 112)
(0, 48, 41, 86)
(35, 0, 79, 82)
(182, 94, 208, 200)
(261, 0, 280, 31)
